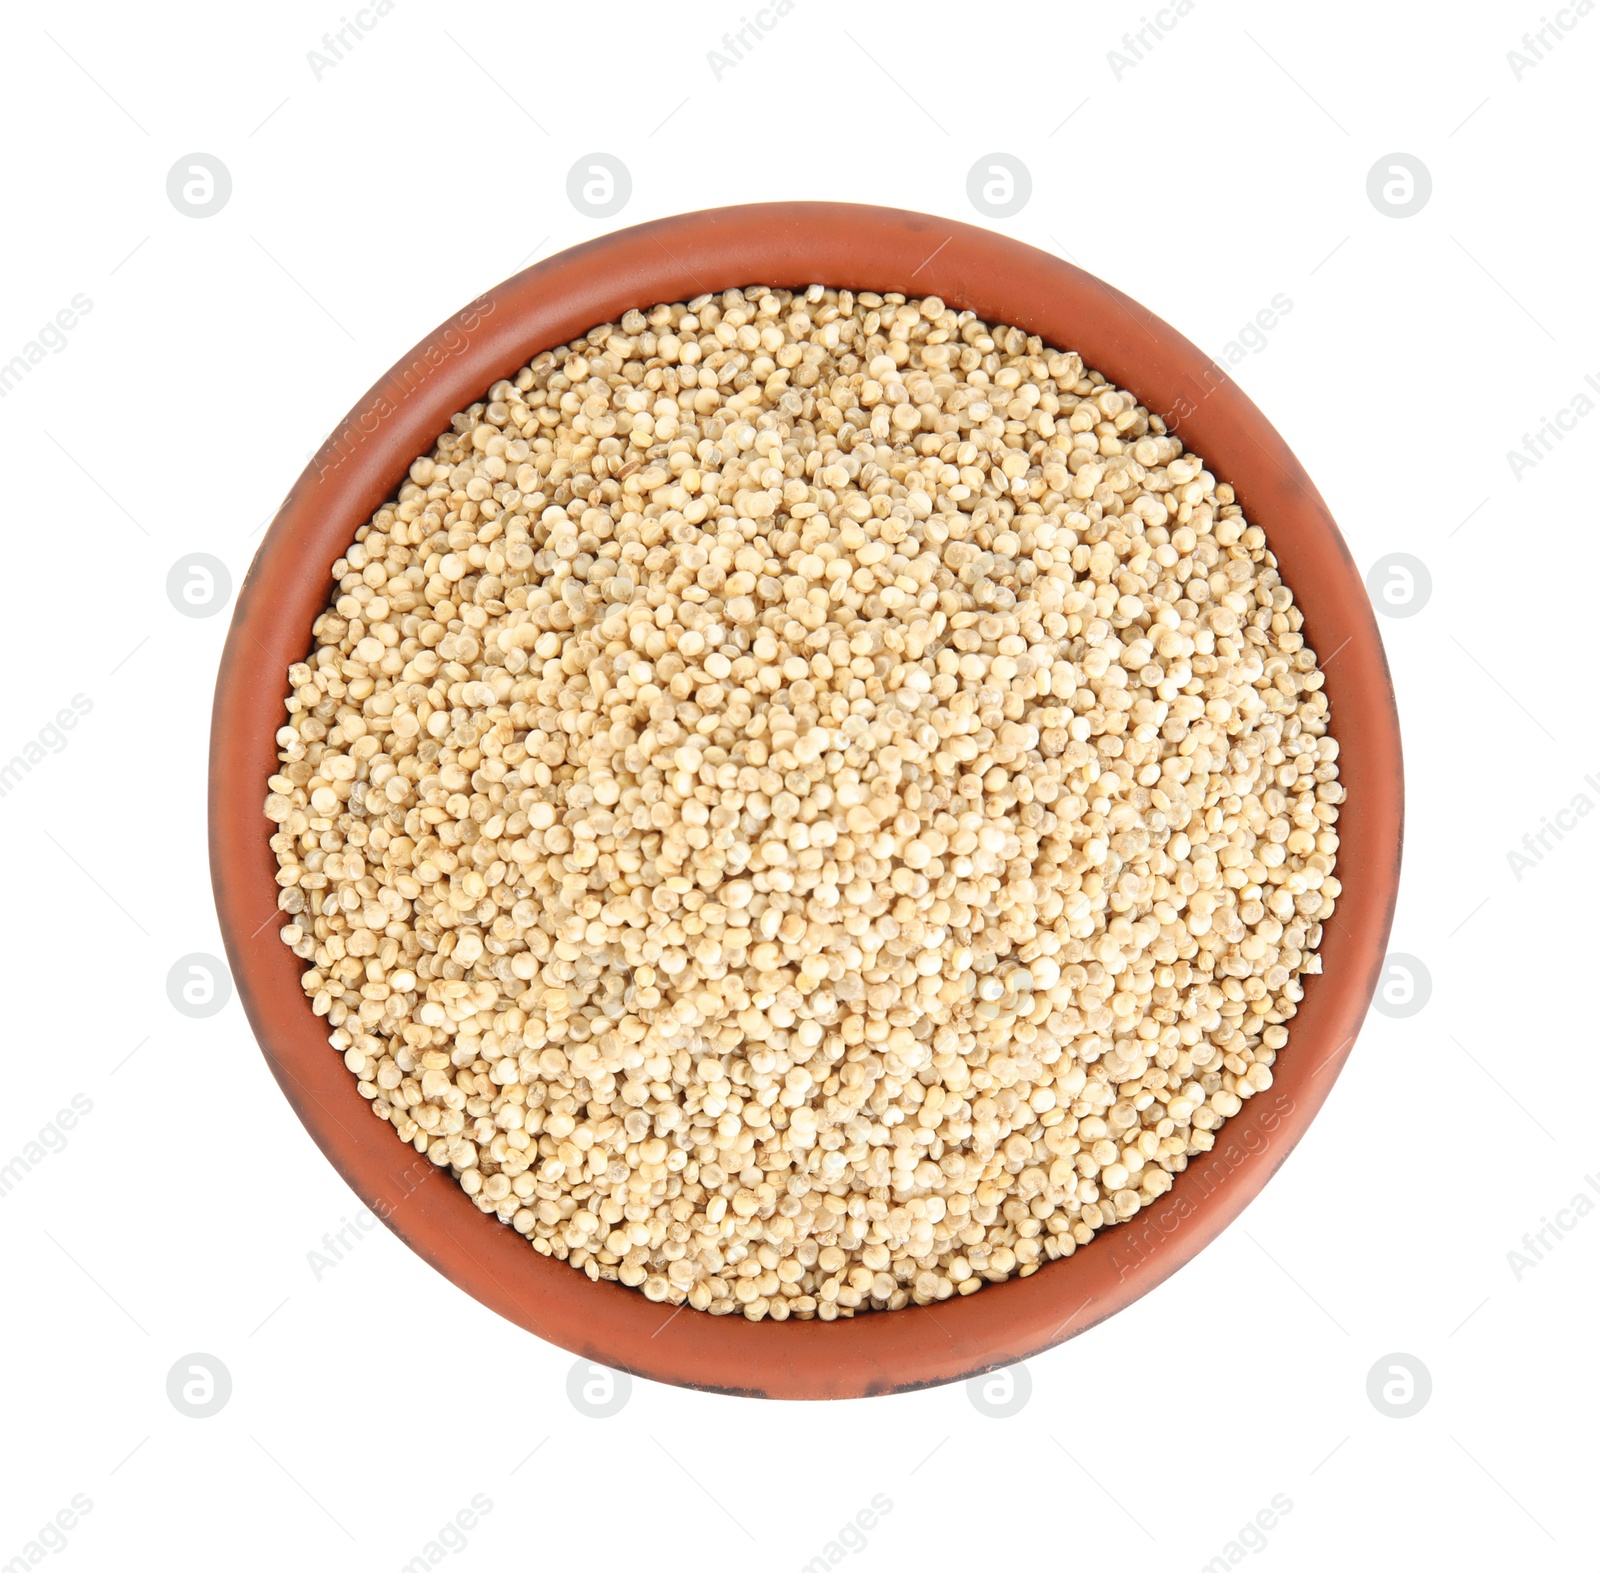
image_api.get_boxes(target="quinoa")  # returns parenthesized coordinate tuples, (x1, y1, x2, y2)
(264, 284, 1342, 1321)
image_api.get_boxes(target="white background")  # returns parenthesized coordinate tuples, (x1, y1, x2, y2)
(1, 1, 1593, 1568)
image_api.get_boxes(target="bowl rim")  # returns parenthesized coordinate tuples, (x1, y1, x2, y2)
(210, 200, 1402, 1400)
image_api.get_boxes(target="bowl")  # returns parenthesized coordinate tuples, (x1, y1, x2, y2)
(210, 201, 1402, 1399)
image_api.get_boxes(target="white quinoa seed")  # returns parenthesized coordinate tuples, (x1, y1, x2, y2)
(266, 284, 1342, 1322)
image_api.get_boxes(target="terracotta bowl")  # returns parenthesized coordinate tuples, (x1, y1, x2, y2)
(210, 202, 1402, 1399)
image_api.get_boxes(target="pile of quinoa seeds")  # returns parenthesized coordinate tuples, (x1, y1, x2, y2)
(266, 284, 1342, 1322)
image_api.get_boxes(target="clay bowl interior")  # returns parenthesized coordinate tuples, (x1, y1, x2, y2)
(210, 201, 1402, 1399)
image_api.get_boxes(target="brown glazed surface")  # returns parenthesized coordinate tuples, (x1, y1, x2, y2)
(209, 203, 1402, 1399)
